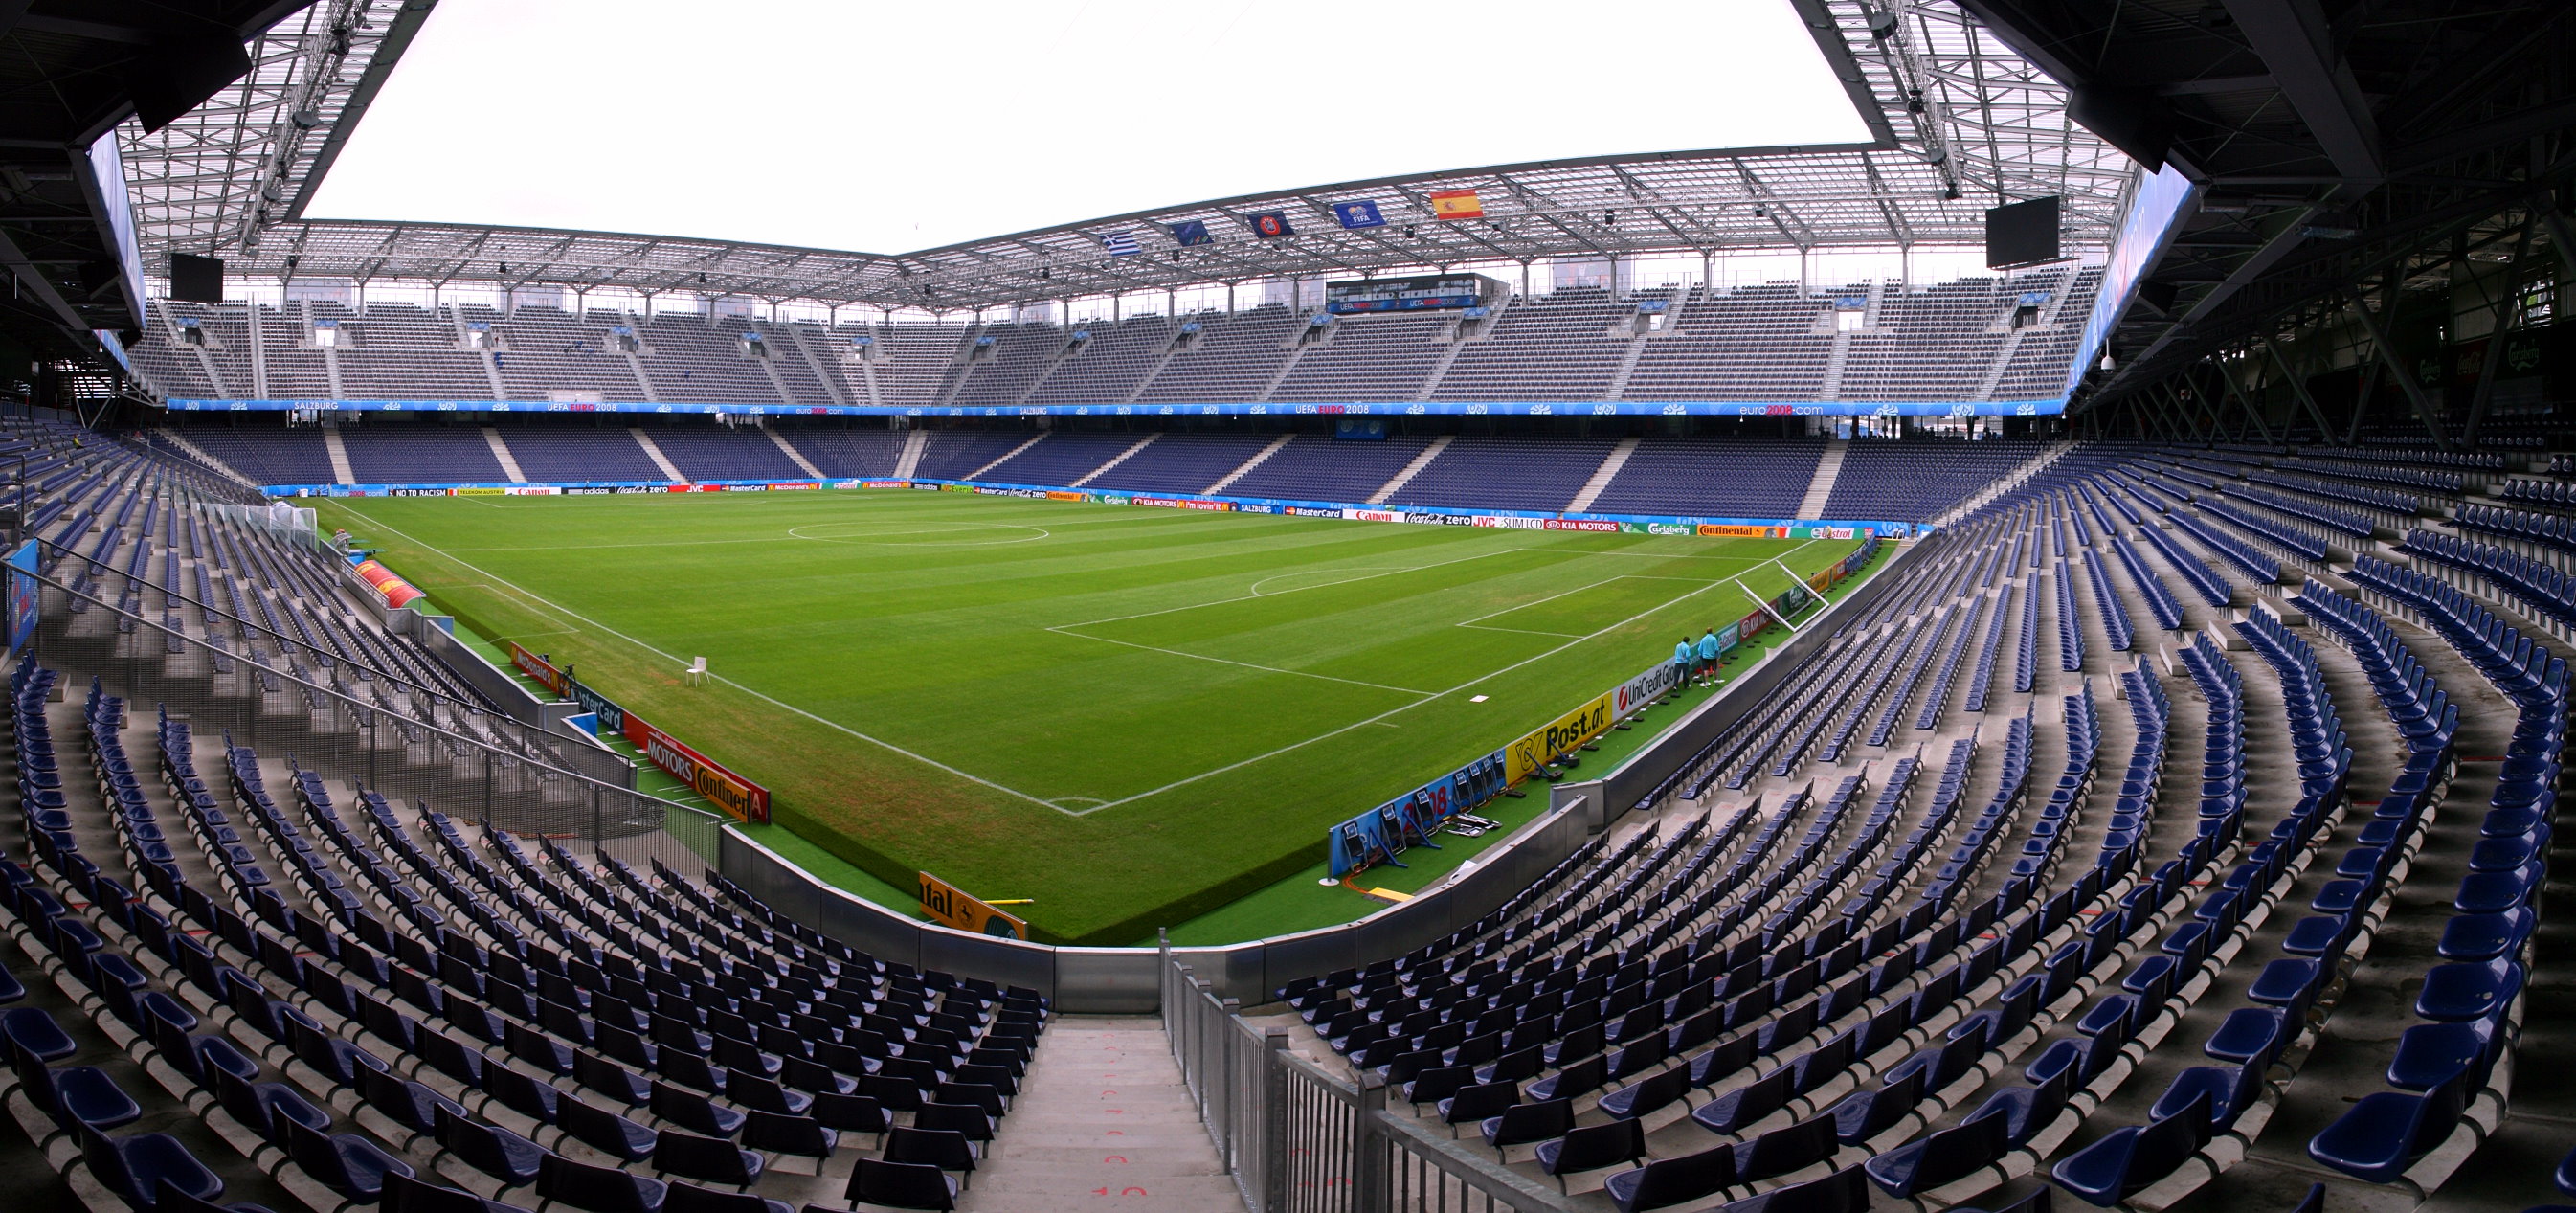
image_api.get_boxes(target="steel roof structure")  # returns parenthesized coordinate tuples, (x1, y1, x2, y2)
(110, 0, 2138, 314)
(1959, 0, 2576, 434)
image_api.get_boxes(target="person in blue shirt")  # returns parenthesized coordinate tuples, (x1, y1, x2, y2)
(1695, 627, 1722, 685)
(1672, 636, 1694, 688)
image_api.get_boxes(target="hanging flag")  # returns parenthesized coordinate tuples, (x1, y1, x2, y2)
(1427, 189, 1486, 220)
(1101, 229, 1140, 257)
(1244, 211, 1294, 238)
(1168, 219, 1215, 246)
(1333, 200, 1386, 230)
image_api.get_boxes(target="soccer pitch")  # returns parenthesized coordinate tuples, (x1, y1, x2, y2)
(322, 489, 1870, 944)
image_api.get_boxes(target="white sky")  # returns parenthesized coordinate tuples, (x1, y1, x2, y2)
(303, 0, 1870, 254)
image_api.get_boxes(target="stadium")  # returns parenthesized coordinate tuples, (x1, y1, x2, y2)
(0, 0, 2569, 1211)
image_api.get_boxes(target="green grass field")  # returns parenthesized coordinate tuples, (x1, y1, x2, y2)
(320, 489, 1866, 944)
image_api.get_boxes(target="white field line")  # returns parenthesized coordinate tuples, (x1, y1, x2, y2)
(1076, 571, 1768, 811)
(1043, 627, 1441, 696)
(354, 502, 1814, 817)
(343, 505, 1085, 815)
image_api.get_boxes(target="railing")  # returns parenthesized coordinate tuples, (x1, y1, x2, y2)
(27, 563, 722, 879)
(36, 533, 635, 789)
(1161, 950, 1568, 1213)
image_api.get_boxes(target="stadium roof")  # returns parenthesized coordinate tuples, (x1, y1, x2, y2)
(112, 0, 2139, 313)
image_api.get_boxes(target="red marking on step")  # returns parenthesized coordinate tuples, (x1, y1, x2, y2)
(1123, 1188, 1148, 1197)
(1101, 1090, 1116, 1097)
(1104, 1156, 1127, 1164)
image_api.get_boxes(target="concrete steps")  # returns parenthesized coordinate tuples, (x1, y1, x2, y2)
(1367, 435, 1451, 505)
(482, 427, 527, 483)
(631, 427, 687, 482)
(767, 427, 827, 479)
(1566, 436, 1640, 513)
(1204, 433, 1294, 495)
(1797, 438, 1849, 518)
(960, 1017, 1244, 1212)
(320, 421, 355, 484)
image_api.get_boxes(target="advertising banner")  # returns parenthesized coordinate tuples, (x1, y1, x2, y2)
(1611, 660, 1684, 716)
(917, 871, 1026, 940)
(564, 676, 626, 736)
(630, 717, 772, 824)
(1698, 524, 1780, 538)
(1776, 583, 1813, 617)
(1715, 622, 1739, 651)
(507, 642, 569, 696)
(1134, 496, 1231, 511)
(1543, 519, 1620, 532)
(1044, 490, 1085, 502)
(862, 480, 907, 489)
(6, 540, 36, 657)
(1344, 508, 1404, 524)
(505, 486, 561, 496)
(453, 487, 506, 497)
(1505, 691, 1618, 785)
(1808, 569, 1835, 594)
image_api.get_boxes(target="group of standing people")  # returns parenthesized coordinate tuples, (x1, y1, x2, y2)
(1672, 626, 1725, 689)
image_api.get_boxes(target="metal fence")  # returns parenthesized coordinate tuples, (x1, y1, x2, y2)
(1161, 949, 1567, 1213)
(28, 565, 724, 878)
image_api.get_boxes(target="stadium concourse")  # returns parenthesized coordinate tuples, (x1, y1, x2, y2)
(0, 408, 2566, 1213)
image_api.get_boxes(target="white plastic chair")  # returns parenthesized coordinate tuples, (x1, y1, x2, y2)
(684, 657, 707, 686)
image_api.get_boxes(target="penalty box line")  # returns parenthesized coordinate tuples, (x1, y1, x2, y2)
(340, 504, 1093, 818)
(1078, 569, 1773, 813)
(349, 507, 1818, 820)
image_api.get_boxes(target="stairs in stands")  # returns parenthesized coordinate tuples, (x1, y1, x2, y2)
(631, 427, 687, 483)
(1367, 435, 1450, 505)
(1565, 437, 1640, 513)
(964, 432, 1048, 482)
(1071, 434, 1157, 487)
(1796, 438, 1849, 519)
(483, 427, 527, 483)
(155, 429, 260, 490)
(767, 428, 827, 479)
(1204, 433, 1294, 494)
(954, 1018, 1243, 1212)
(319, 421, 355, 485)
(894, 428, 928, 479)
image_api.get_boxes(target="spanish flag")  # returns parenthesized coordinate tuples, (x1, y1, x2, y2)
(1427, 189, 1485, 220)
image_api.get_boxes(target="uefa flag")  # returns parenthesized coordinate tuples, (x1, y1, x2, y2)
(1333, 200, 1386, 230)
(1168, 219, 1215, 246)
(1247, 211, 1295, 238)
(1428, 189, 1486, 220)
(1101, 229, 1140, 257)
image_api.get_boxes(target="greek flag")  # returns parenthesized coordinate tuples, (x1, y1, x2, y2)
(1101, 229, 1141, 257)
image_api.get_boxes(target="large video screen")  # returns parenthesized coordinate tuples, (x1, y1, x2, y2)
(2065, 164, 2197, 397)
(1325, 274, 1493, 315)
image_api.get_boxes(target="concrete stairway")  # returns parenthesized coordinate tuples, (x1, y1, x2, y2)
(1796, 438, 1849, 518)
(959, 1017, 1244, 1212)
(1565, 436, 1641, 513)
(766, 427, 827, 478)
(895, 428, 928, 478)
(483, 427, 528, 483)
(1071, 434, 1158, 487)
(320, 421, 355, 484)
(1367, 435, 1451, 505)
(631, 427, 687, 482)
(1204, 433, 1293, 495)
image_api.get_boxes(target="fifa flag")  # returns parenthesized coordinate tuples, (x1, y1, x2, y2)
(1247, 211, 1296, 238)
(1100, 229, 1140, 257)
(1428, 189, 1486, 220)
(1333, 199, 1386, 229)
(1168, 219, 1215, 246)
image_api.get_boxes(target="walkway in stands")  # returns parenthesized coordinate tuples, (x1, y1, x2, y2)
(959, 1018, 1243, 1212)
